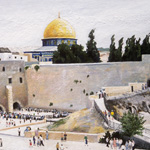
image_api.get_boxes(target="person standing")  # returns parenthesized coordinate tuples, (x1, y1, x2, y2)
(60, 144, 64, 150)
(18, 128, 21, 136)
(119, 139, 123, 149)
(0, 138, 2, 147)
(125, 141, 129, 150)
(113, 138, 117, 150)
(56, 142, 60, 150)
(46, 131, 49, 140)
(84, 135, 88, 146)
(109, 138, 113, 149)
(106, 137, 109, 147)
(61, 133, 64, 141)
(129, 140, 132, 150)
(132, 140, 135, 150)
(33, 136, 36, 146)
(29, 140, 32, 147)
(37, 137, 40, 147)
(64, 132, 67, 141)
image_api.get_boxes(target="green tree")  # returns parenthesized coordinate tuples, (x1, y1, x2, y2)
(53, 44, 74, 63)
(141, 34, 150, 54)
(120, 111, 146, 137)
(115, 37, 123, 61)
(122, 36, 141, 61)
(86, 29, 101, 62)
(108, 35, 116, 62)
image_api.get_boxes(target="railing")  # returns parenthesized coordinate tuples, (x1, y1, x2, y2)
(93, 100, 108, 124)
(108, 120, 122, 131)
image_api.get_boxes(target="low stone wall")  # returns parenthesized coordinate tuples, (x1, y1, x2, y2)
(104, 82, 145, 97)
(25, 131, 103, 143)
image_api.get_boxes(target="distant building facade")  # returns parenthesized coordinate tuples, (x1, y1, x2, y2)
(0, 48, 27, 62)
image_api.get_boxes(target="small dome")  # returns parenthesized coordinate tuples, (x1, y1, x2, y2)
(44, 17, 76, 39)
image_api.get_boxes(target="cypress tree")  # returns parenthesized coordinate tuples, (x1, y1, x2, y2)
(86, 29, 101, 62)
(108, 35, 116, 62)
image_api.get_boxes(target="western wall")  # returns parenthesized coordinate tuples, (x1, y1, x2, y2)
(25, 55, 150, 111)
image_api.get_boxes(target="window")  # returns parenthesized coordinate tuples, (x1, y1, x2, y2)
(20, 77, 23, 83)
(21, 57, 22, 59)
(8, 78, 12, 84)
(2, 67, 5, 72)
(19, 68, 22, 72)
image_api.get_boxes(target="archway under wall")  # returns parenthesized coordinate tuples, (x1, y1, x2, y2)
(147, 78, 150, 87)
(13, 102, 21, 110)
(0, 105, 6, 112)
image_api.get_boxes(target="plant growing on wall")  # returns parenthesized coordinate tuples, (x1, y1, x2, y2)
(25, 66, 29, 70)
(74, 80, 78, 84)
(79, 80, 82, 83)
(34, 65, 40, 72)
(83, 89, 86, 94)
(70, 88, 73, 91)
(87, 75, 90, 78)
(70, 104, 73, 107)
(86, 93, 88, 96)
(49, 102, 53, 106)
(90, 91, 94, 95)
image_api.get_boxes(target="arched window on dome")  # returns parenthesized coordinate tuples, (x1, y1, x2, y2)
(49, 58, 51, 61)
(45, 58, 47, 62)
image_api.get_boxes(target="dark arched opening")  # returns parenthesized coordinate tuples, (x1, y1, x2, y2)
(147, 78, 150, 87)
(0, 106, 4, 112)
(128, 107, 132, 113)
(13, 102, 21, 110)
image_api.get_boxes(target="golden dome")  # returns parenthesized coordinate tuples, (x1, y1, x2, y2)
(44, 17, 76, 39)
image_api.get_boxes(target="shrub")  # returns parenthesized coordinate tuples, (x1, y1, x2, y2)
(34, 65, 40, 72)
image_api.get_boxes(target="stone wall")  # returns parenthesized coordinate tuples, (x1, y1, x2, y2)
(104, 82, 145, 97)
(25, 55, 150, 111)
(0, 61, 28, 111)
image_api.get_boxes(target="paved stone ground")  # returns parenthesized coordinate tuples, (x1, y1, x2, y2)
(0, 111, 144, 150)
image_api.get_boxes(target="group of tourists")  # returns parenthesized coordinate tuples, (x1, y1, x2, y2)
(29, 135, 44, 147)
(61, 132, 67, 141)
(106, 138, 135, 150)
(103, 110, 114, 120)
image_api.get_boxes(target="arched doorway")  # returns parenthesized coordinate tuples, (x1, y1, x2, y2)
(0, 106, 3, 112)
(13, 102, 21, 110)
(147, 78, 150, 87)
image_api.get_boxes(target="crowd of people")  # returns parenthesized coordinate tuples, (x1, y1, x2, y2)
(106, 138, 135, 150)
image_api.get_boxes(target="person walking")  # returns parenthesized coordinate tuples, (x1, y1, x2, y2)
(40, 135, 44, 146)
(64, 132, 67, 141)
(56, 142, 60, 150)
(18, 128, 21, 136)
(46, 131, 49, 140)
(84, 135, 88, 146)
